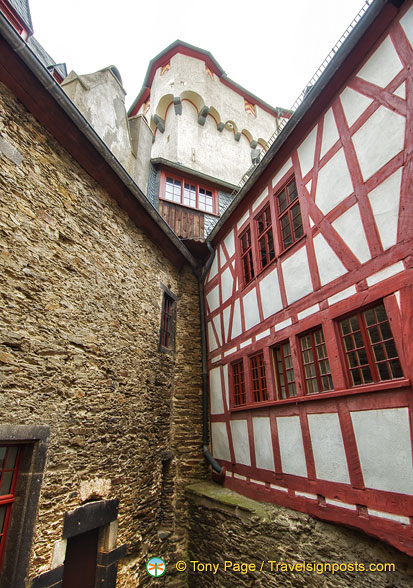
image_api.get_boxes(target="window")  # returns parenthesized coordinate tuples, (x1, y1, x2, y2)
(250, 352, 268, 402)
(299, 328, 333, 394)
(275, 177, 303, 250)
(339, 301, 403, 386)
(240, 227, 254, 286)
(232, 360, 246, 406)
(161, 173, 217, 214)
(0, 445, 21, 570)
(255, 206, 275, 270)
(272, 341, 296, 399)
(159, 287, 176, 352)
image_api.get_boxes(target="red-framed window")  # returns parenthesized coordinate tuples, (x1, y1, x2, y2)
(275, 177, 303, 251)
(250, 352, 268, 402)
(232, 360, 246, 406)
(240, 226, 255, 286)
(161, 172, 218, 214)
(338, 301, 403, 386)
(0, 445, 22, 570)
(159, 289, 176, 351)
(272, 341, 296, 399)
(255, 205, 275, 270)
(299, 328, 333, 394)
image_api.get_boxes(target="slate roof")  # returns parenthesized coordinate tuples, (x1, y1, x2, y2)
(8, 0, 33, 33)
(28, 35, 67, 80)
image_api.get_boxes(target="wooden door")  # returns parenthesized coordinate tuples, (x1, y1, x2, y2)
(62, 527, 99, 588)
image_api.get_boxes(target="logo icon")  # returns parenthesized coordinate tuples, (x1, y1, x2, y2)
(146, 557, 166, 577)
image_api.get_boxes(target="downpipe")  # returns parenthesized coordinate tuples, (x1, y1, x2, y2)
(194, 241, 224, 476)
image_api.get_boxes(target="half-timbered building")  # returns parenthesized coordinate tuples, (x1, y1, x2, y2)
(205, 0, 413, 555)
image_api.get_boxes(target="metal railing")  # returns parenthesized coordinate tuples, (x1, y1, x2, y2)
(229, 0, 374, 200)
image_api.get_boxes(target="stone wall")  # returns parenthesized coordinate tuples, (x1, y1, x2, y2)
(186, 482, 413, 588)
(0, 81, 205, 587)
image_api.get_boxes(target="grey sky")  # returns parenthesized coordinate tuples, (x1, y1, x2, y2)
(29, 0, 368, 110)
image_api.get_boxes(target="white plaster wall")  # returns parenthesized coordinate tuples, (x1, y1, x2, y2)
(400, 4, 413, 45)
(224, 229, 235, 258)
(357, 36, 403, 88)
(368, 167, 402, 250)
(277, 416, 307, 477)
(308, 413, 350, 484)
(297, 126, 317, 178)
(351, 408, 413, 495)
(253, 417, 275, 471)
(222, 363, 229, 409)
(221, 267, 233, 303)
(252, 188, 269, 212)
(150, 99, 179, 161)
(208, 254, 218, 281)
(339, 87, 373, 128)
(207, 321, 218, 352)
(209, 367, 224, 415)
(259, 267, 283, 319)
(148, 54, 277, 138)
(146, 52, 279, 183)
(272, 158, 293, 188)
(212, 422, 231, 461)
(352, 106, 405, 181)
(282, 247, 313, 304)
(231, 299, 242, 339)
(230, 420, 251, 466)
(313, 234, 347, 286)
(315, 148, 354, 214)
(242, 288, 260, 331)
(332, 204, 371, 263)
(320, 108, 339, 158)
(212, 315, 222, 346)
(206, 285, 220, 312)
(223, 305, 231, 342)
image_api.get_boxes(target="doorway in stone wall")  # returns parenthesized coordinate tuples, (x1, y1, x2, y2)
(61, 526, 99, 588)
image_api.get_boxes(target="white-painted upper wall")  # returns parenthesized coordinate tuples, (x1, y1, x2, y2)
(144, 52, 280, 184)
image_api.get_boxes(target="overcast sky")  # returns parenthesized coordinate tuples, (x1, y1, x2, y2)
(29, 0, 368, 110)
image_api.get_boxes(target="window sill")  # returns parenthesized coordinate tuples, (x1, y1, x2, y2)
(159, 197, 220, 217)
(229, 378, 411, 412)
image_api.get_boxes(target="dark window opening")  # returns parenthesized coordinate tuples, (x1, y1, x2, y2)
(276, 177, 303, 250)
(339, 301, 403, 386)
(299, 328, 333, 394)
(250, 352, 268, 402)
(272, 341, 296, 399)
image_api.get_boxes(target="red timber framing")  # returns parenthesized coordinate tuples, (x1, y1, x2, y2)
(205, 2, 413, 554)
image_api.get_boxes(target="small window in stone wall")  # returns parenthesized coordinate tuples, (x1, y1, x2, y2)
(159, 285, 177, 353)
(0, 445, 22, 571)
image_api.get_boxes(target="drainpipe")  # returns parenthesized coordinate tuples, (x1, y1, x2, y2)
(194, 241, 224, 475)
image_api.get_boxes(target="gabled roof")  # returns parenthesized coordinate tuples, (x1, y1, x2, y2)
(7, 0, 33, 33)
(28, 36, 67, 80)
(128, 40, 290, 119)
